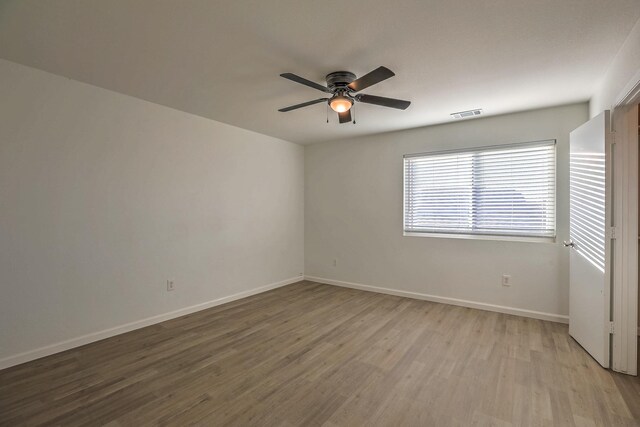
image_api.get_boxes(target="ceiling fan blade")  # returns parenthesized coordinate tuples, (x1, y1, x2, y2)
(278, 98, 328, 112)
(356, 94, 411, 110)
(280, 73, 332, 93)
(338, 110, 352, 124)
(348, 66, 395, 92)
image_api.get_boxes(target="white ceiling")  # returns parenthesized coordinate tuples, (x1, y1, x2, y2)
(0, 1, 638, 144)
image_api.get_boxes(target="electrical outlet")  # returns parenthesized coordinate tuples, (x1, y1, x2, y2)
(167, 279, 175, 291)
(502, 274, 511, 287)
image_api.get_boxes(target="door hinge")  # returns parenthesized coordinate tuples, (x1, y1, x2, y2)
(609, 321, 615, 334)
(609, 226, 618, 239)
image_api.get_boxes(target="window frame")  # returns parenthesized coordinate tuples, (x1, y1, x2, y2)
(403, 140, 557, 243)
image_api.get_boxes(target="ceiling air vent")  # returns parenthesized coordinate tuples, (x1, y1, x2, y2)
(451, 109, 483, 119)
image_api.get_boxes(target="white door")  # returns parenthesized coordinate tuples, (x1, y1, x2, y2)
(611, 102, 639, 375)
(568, 111, 612, 368)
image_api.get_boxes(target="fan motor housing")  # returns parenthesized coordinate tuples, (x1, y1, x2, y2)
(325, 71, 356, 91)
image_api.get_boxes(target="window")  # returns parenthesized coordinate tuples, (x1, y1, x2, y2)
(404, 140, 556, 240)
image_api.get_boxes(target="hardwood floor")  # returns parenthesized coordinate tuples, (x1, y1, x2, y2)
(1, 281, 639, 426)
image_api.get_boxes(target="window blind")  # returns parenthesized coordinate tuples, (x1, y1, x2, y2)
(404, 141, 556, 238)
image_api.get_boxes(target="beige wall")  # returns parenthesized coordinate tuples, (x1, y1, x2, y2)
(305, 104, 588, 319)
(0, 59, 304, 366)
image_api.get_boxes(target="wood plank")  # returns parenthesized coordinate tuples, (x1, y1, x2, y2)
(1, 281, 638, 426)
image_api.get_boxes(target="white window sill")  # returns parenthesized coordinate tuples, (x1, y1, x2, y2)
(403, 231, 556, 244)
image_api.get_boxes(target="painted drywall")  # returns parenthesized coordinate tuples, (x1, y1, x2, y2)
(590, 17, 640, 115)
(1, 1, 637, 145)
(590, 16, 640, 334)
(305, 104, 588, 318)
(0, 59, 304, 365)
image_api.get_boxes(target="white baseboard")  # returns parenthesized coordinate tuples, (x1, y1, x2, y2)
(305, 275, 569, 324)
(0, 276, 303, 371)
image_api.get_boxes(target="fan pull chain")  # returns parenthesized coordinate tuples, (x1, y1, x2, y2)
(326, 103, 329, 124)
(353, 104, 356, 124)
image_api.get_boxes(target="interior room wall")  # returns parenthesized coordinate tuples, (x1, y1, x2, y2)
(590, 16, 640, 116)
(589, 16, 640, 339)
(305, 103, 588, 320)
(0, 59, 304, 368)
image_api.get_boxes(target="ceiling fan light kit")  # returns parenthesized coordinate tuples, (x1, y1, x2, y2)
(278, 66, 410, 124)
(329, 95, 353, 113)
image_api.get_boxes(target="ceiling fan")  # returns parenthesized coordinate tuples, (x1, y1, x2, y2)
(278, 66, 411, 124)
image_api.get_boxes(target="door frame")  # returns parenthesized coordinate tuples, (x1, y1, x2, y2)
(611, 73, 640, 375)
